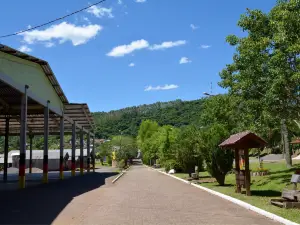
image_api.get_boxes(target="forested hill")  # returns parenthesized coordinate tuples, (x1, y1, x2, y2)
(93, 99, 205, 138)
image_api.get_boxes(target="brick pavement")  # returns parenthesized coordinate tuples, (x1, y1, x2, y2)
(53, 165, 280, 225)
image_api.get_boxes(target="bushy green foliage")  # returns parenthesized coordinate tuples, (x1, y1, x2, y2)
(112, 136, 138, 165)
(219, 0, 300, 167)
(118, 159, 126, 169)
(93, 99, 204, 138)
(206, 148, 234, 186)
(174, 126, 204, 176)
(201, 124, 234, 185)
(164, 159, 181, 173)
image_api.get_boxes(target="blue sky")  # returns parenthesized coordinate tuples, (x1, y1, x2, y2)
(0, 0, 276, 112)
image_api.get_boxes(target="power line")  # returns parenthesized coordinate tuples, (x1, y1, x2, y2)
(0, 0, 107, 39)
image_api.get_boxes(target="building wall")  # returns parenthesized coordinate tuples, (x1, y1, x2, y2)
(12, 156, 88, 171)
(0, 51, 63, 115)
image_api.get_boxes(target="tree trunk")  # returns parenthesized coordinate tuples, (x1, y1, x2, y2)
(215, 173, 225, 186)
(281, 119, 292, 168)
(281, 128, 285, 158)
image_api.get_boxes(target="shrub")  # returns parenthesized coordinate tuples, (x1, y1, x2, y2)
(107, 157, 112, 166)
(206, 148, 234, 186)
(118, 159, 125, 169)
(164, 159, 181, 172)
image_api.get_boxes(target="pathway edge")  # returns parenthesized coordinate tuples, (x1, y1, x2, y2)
(149, 166, 299, 225)
(112, 172, 124, 183)
(112, 166, 131, 183)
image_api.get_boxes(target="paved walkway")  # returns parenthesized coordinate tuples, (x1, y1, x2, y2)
(53, 165, 279, 225)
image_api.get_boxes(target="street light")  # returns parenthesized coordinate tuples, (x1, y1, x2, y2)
(203, 92, 215, 96)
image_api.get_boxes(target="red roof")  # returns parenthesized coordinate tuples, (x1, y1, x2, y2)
(219, 131, 267, 149)
(291, 139, 300, 144)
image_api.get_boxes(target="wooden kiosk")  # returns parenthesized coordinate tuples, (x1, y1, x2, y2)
(291, 139, 300, 156)
(219, 131, 267, 196)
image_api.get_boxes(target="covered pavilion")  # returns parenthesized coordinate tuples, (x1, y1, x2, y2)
(0, 44, 96, 188)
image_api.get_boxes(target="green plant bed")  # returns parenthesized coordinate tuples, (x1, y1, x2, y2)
(173, 161, 300, 223)
(200, 161, 300, 223)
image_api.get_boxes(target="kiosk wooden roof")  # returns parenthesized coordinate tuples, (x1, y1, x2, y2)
(219, 131, 267, 149)
(291, 139, 300, 145)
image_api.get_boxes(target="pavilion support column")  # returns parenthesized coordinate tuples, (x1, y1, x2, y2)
(244, 148, 251, 196)
(29, 133, 34, 174)
(92, 136, 95, 172)
(71, 123, 76, 177)
(80, 129, 84, 175)
(234, 149, 241, 193)
(87, 133, 91, 173)
(19, 85, 28, 189)
(59, 117, 64, 180)
(3, 117, 9, 182)
(43, 101, 50, 184)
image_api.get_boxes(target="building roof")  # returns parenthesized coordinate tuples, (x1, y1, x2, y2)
(291, 139, 300, 145)
(219, 131, 267, 149)
(0, 44, 68, 104)
(0, 103, 94, 135)
(0, 44, 95, 136)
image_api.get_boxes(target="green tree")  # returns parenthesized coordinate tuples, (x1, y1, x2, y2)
(201, 124, 234, 186)
(96, 141, 112, 164)
(137, 120, 159, 165)
(174, 126, 203, 177)
(111, 136, 138, 165)
(219, 1, 300, 167)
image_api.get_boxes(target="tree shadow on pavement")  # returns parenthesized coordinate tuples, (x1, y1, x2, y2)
(251, 190, 282, 197)
(0, 172, 118, 225)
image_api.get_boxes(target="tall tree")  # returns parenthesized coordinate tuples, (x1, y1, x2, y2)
(220, 0, 300, 167)
(111, 136, 138, 165)
(174, 126, 203, 177)
(137, 120, 159, 165)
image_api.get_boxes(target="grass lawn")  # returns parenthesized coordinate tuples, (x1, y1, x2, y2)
(95, 161, 111, 168)
(174, 160, 300, 223)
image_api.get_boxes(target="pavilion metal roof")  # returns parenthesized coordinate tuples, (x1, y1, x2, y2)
(0, 103, 94, 136)
(0, 44, 68, 104)
(0, 45, 95, 136)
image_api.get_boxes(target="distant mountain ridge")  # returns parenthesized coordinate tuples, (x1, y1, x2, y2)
(93, 99, 205, 138)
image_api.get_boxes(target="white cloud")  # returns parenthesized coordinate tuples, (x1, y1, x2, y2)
(118, 0, 123, 4)
(200, 45, 211, 49)
(107, 39, 149, 57)
(45, 42, 55, 48)
(20, 22, 102, 46)
(83, 17, 91, 24)
(18, 45, 32, 53)
(86, 5, 113, 18)
(190, 24, 198, 30)
(129, 63, 135, 67)
(27, 25, 32, 29)
(136, 0, 146, 3)
(144, 84, 179, 91)
(179, 57, 191, 64)
(149, 40, 186, 50)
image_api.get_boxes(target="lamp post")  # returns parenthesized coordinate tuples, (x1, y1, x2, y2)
(203, 92, 216, 97)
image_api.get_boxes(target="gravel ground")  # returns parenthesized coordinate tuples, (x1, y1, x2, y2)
(294, 155, 300, 160)
(261, 154, 284, 161)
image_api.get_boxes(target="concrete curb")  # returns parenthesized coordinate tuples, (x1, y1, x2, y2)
(153, 168, 299, 225)
(112, 172, 124, 183)
(112, 166, 131, 184)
